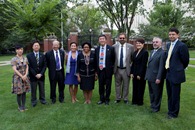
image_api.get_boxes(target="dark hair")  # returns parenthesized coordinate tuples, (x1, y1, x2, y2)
(82, 42, 91, 49)
(70, 42, 77, 46)
(98, 34, 107, 40)
(32, 40, 40, 46)
(136, 38, 145, 44)
(169, 27, 179, 34)
(119, 32, 127, 38)
(15, 44, 23, 49)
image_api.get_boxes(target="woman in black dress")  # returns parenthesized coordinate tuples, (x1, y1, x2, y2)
(130, 38, 148, 106)
(77, 42, 97, 104)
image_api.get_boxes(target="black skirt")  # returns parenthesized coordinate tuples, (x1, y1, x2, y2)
(80, 75, 95, 91)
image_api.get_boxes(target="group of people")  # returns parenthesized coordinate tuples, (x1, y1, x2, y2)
(11, 27, 189, 119)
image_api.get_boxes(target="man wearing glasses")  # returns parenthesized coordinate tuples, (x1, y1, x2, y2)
(113, 33, 134, 104)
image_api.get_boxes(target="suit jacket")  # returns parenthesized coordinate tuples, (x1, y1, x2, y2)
(145, 48, 166, 82)
(166, 40, 189, 84)
(95, 45, 115, 77)
(45, 49, 65, 80)
(113, 42, 134, 76)
(131, 49, 148, 79)
(27, 52, 47, 82)
(77, 51, 96, 76)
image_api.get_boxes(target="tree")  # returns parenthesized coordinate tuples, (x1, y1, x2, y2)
(96, 0, 143, 41)
(1, 0, 65, 48)
(138, 1, 184, 41)
(69, 4, 107, 35)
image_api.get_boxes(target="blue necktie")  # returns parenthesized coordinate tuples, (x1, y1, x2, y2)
(151, 49, 157, 58)
(120, 45, 123, 68)
(55, 51, 60, 70)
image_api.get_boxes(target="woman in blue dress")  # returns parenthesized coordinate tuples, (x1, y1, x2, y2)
(64, 42, 79, 103)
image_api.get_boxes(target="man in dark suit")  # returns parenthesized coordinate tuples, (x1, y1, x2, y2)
(145, 37, 166, 112)
(45, 40, 65, 104)
(165, 28, 189, 119)
(95, 34, 115, 105)
(27, 41, 47, 107)
(113, 33, 134, 104)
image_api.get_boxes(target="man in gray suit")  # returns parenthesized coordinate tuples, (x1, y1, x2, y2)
(145, 37, 166, 112)
(113, 33, 134, 104)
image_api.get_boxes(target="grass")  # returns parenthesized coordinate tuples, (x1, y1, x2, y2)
(0, 64, 195, 130)
(0, 54, 15, 61)
(189, 60, 195, 65)
(189, 50, 195, 58)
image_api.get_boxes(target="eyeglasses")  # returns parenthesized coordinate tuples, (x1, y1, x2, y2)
(119, 37, 125, 40)
(153, 41, 159, 43)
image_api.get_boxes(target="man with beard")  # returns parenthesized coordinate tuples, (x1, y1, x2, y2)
(113, 33, 134, 104)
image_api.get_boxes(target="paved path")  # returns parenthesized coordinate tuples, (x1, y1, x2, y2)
(0, 61, 10, 66)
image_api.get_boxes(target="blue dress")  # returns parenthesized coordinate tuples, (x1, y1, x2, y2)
(64, 56, 79, 85)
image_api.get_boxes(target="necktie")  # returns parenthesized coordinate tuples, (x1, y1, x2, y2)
(120, 45, 123, 68)
(165, 43, 174, 69)
(151, 50, 157, 58)
(99, 47, 104, 70)
(55, 51, 60, 70)
(36, 53, 39, 65)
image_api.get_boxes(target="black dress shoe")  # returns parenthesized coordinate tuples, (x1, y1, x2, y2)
(114, 100, 120, 103)
(32, 104, 37, 107)
(41, 101, 47, 104)
(167, 115, 176, 119)
(105, 101, 109, 105)
(137, 103, 143, 106)
(124, 100, 129, 104)
(59, 100, 64, 103)
(97, 101, 104, 105)
(151, 109, 159, 113)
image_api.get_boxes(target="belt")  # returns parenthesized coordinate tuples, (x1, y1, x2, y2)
(117, 66, 126, 69)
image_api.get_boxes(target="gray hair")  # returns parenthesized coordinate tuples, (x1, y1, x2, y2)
(153, 37, 162, 43)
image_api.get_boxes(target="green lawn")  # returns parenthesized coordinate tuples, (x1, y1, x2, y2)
(189, 50, 195, 58)
(190, 60, 195, 65)
(0, 64, 195, 130)
(0, 54, 15, 61)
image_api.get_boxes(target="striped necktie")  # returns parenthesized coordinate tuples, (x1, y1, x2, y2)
(99, 47, 104, 70)
(36, 53, 39, 65)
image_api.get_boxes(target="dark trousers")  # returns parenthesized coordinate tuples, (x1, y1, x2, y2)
(148, 80, 164, 111)
(98, 69, 112, 102)
(49, 70, 65, 102)
(166, 79, 181, 117)
(30, 80, 46, 105)
(132, 78, 146, 105)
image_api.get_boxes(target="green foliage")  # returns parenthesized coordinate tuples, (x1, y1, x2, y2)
(69, 4, 107, 35)
(138, 2, 184, 41)
(1, 0, 63, 47)
(96, 0, 143, 40)
(175, 0, 195, 12)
